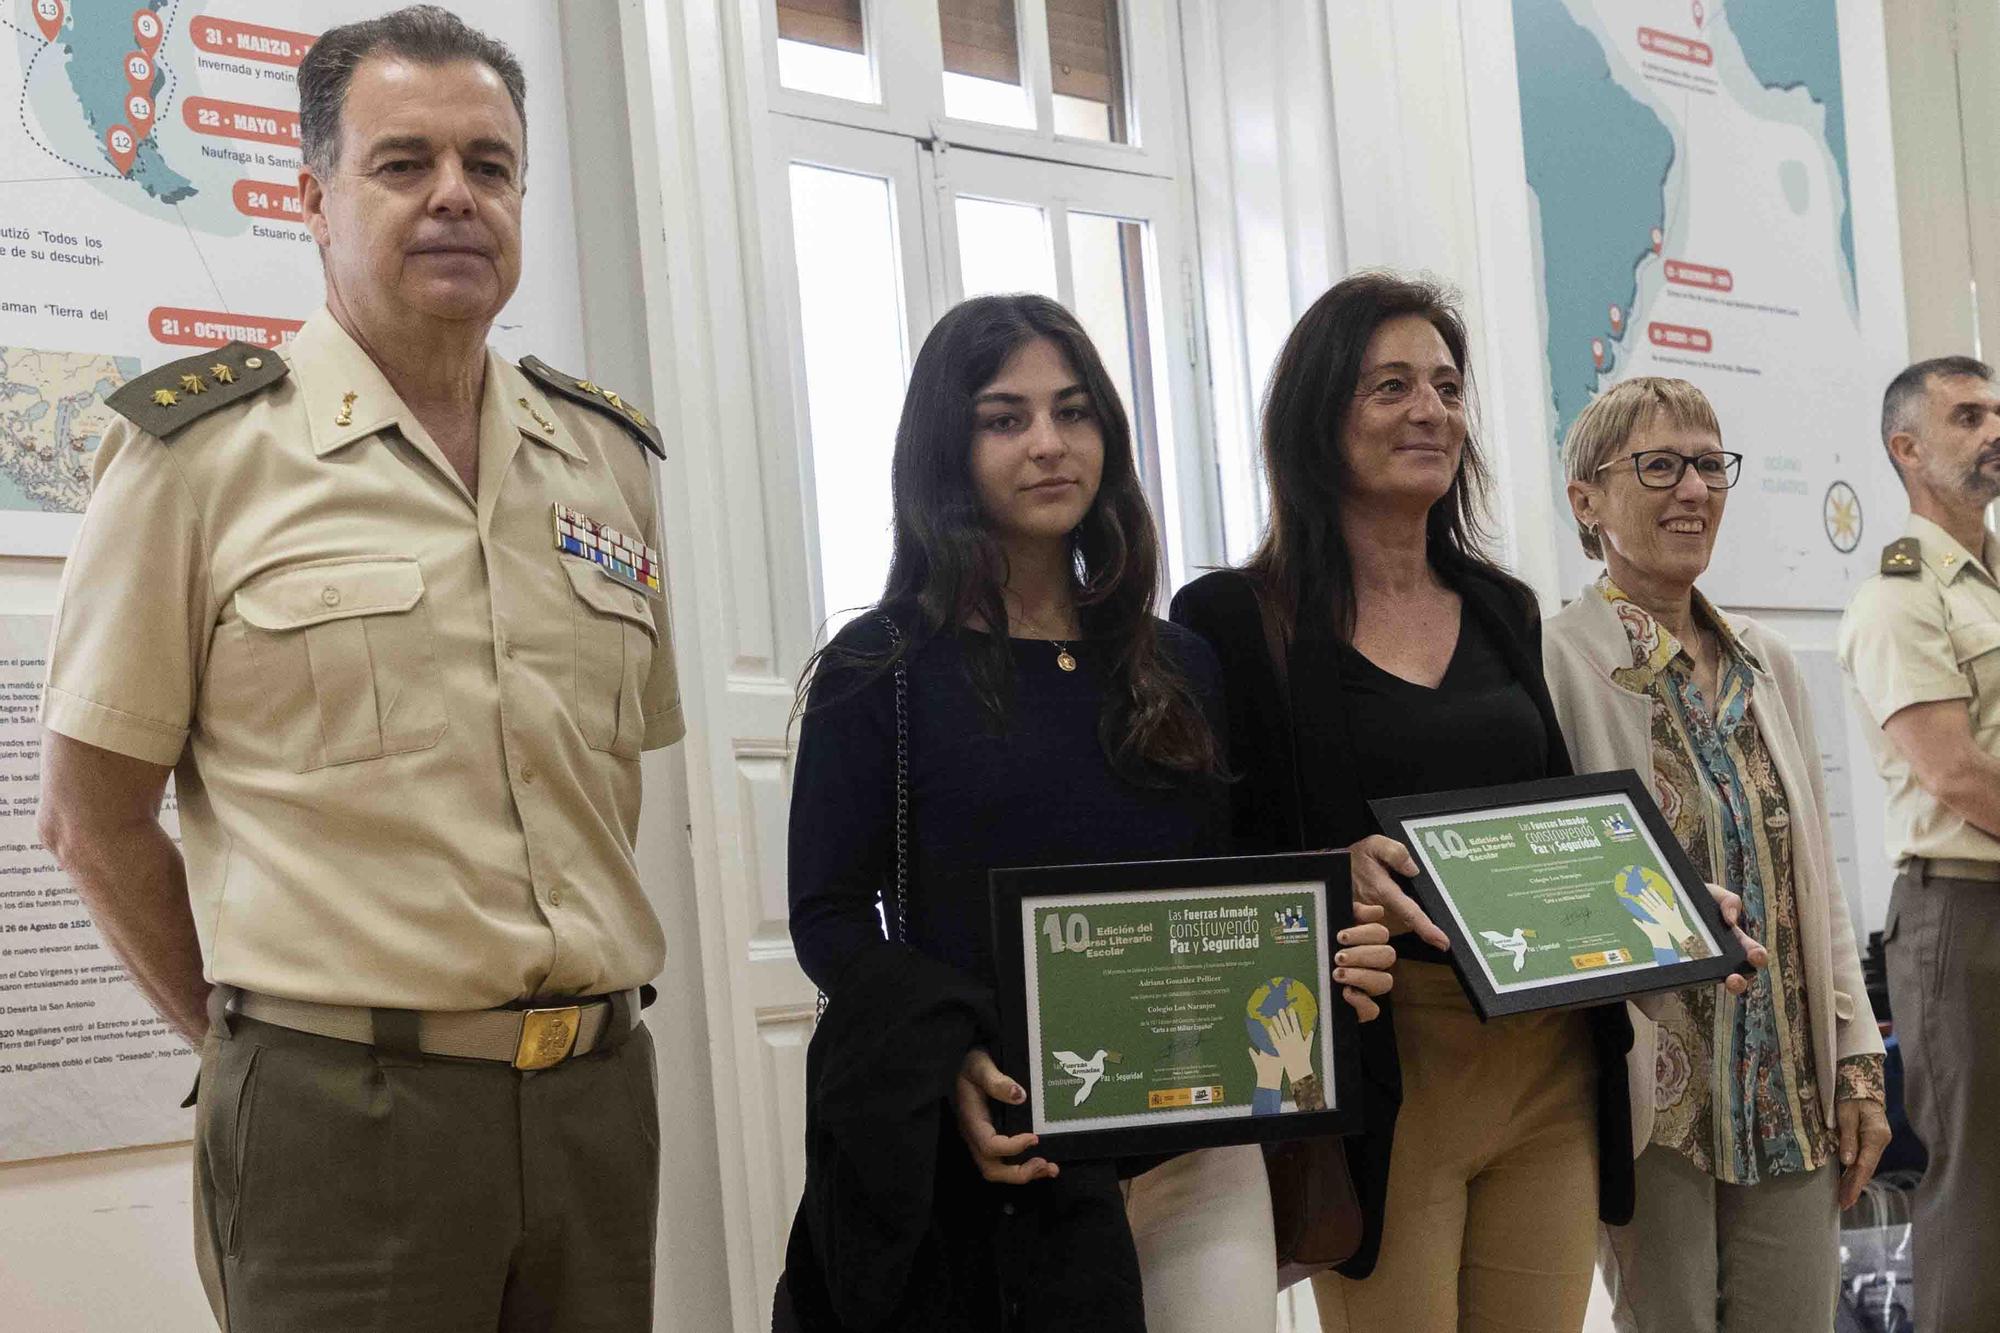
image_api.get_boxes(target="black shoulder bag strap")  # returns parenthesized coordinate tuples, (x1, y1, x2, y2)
(813, 614, 910, 1024)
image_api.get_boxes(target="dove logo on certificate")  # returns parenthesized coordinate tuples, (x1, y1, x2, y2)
(1372, 772, 1748, 1019)
(992, 852, 1370, 1160)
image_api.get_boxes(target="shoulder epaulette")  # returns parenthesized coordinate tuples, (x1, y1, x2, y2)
(104, 342, 288, 440)
(1881, 537, 1922, 577)
(519, 356, 665, 460)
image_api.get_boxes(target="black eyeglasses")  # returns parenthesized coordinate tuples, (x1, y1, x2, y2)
(1595, 449, 1744, 490)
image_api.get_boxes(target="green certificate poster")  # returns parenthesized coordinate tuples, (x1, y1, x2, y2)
(1400, 791, 1722, 997)
(1019, 881, 1335, 1134)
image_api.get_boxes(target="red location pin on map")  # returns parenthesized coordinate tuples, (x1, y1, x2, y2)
(106, 124, 139, 175)
(126, 91, 155, 132)
(1692, 0, 1705, 28)
(133, 9, 163, 55)
(1609, 304, 1624, 333)
(33, 0, 64, 42)
(1591, 338, 1607, 369)
(1651, 226, 1664, 254)
(125, 51, 153, 88)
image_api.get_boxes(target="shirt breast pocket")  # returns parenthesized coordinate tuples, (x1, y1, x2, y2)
(1949, 617, 2000, 731)
(564, 559, 657, 759)
(233, 558, 448, 772)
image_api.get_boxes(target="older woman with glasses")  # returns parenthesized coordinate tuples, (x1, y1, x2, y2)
(1542, 377, 1888, 1332)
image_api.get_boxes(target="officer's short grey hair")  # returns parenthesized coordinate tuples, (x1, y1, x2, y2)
(1881, 356, 1994, 453)
(298, 5, 527, 180)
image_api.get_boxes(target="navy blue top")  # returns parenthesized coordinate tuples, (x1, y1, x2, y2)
(788, 617, 1229, 995)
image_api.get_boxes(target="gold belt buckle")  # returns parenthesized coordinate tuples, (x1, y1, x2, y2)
(513, 1005, 583, 1070)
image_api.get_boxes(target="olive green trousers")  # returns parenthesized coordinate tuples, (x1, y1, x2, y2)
(192, 1005, 659, 1332)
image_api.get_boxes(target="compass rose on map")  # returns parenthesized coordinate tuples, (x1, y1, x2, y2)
(1824, 481, 1862, 554)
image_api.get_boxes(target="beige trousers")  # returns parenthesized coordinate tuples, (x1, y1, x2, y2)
(1600, 1144, 1838, 1333)
(1123, 1143, 1276, 1331)
(1312, 963, 1601, 1333)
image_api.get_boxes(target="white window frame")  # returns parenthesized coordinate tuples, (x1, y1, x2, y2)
(738, 0, 1223, 622)
(742, 0, 1184, 179)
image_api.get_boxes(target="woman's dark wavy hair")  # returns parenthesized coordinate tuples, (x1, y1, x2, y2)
(799, 293, 1218, 781)
(1245, 270, 1516, 638)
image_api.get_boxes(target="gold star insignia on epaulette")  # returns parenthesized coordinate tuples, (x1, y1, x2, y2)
(1882, 538, 1921, 576)
(179, 373, 206, 395)
(334, 391, 357, 428)
(210, 363, 236, 384)
(628, 408, 650, 428)
(575, 379, 599, 394)
(152, 388, 177, 407)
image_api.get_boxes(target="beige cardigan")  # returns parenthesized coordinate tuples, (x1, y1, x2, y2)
(1543, 583, 1884, 1156)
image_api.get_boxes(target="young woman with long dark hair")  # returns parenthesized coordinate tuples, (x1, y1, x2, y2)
(775, 294, 1396, 1333)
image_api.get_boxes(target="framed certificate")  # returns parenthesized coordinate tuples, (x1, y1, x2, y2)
(989, 853, 1364, 1162)
(1371, 771, 1751, 1019)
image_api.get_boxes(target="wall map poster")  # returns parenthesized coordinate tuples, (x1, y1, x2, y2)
(0, 0, 584, 555)
(0, 615, 197, 1161)
(1510, 0, 1902, 609)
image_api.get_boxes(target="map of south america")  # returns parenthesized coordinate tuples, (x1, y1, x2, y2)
(1512, 0, 1894, 610)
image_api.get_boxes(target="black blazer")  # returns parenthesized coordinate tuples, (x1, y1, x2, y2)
(1170, 566, 1635, 1280)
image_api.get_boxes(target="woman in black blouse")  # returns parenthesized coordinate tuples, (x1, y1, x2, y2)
(779, 294, 1396, 1333)
(1172, 272, 1632, 1331)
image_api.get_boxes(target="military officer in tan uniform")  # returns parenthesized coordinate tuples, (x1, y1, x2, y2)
(1839, 355, 2000, 1329)
(34, 8, 682, 1328)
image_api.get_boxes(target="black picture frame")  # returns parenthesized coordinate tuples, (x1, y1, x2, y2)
(1371, 770, 1752, 1020)
(989, 851, 1365, 1162)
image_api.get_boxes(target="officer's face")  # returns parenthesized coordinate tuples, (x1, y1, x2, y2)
(303, 56, 525, 331)
(1912, 375, 2000, 505)
(1586, 416, 1728, 594)
(967, 337, 1106, 552)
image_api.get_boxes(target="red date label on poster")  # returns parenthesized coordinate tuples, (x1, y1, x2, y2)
(1647, 322, 1714, 354)
(182, 97, 301, 147)
(1663, 260, 1734, 292)
(188, 16, 313, 66)
(150, 307, 304, 350)
(232, 180, 303, 221)
(1637, 27, 1714, 65)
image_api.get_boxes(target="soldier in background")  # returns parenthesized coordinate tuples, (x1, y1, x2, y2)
(35, 8, 682, 1327)
(1839, 355, 2000, 1329)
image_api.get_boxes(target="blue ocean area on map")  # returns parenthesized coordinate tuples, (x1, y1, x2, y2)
(1728, 0, 1853, 288)
(1513, 0, 1673, 450)
(58, 0, 193, 202)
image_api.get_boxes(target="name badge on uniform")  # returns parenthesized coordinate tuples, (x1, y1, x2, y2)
(553, 502, 664, 599)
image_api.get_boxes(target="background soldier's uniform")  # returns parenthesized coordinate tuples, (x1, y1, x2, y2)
(41, 309, 683, 1329)
(1839, 514, 2000, 1330)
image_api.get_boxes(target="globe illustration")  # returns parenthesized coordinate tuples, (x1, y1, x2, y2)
(1245, 976, 1319, 1054)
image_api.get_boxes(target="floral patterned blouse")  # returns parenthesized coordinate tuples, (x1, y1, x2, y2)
(1601, 576, 1885, 1183)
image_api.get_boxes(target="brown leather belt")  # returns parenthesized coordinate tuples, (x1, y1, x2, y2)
(1906, 856, 2000, 885)
(231, 989, 636, 1069)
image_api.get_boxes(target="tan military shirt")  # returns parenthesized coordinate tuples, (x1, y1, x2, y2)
(42, 308, 684, 1009)
(1839, 513, 2000, 865)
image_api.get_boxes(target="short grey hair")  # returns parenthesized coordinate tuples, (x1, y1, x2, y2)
(1560, 377, 1722, 560)
(298, 5, 527, 179)
(1880, 355, 1994, 479)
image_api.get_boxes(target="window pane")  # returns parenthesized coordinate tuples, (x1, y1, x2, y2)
(788, 164, 909, 622)
(940, 0, 1032, 128)
(956, 197, 1057, 300)
(1067, 213, 1162, 497)
(1048, 0, 1128, 143)
(775, 0, 875, 103)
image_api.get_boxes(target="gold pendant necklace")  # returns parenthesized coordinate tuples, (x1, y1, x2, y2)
(1054, 641, 1077, 672)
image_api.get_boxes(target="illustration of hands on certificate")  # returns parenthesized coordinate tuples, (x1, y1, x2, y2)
(1613, 865, 1714, 965)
